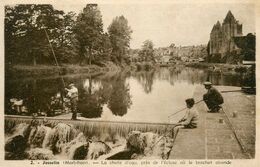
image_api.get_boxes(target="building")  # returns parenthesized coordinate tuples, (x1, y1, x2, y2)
(208, 10, 255, 63)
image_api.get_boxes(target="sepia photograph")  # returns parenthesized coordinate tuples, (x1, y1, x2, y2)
(3, 1, 257, 162)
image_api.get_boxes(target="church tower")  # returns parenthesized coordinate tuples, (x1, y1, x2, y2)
(209, 10, 243, 60)
(221, 10, 243, 53)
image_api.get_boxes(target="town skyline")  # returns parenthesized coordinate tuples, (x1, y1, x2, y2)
(53, 3, 255, 49)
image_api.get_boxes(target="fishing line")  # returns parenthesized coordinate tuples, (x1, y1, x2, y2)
(168, 99, 203, 118)
(44, 28, 66, 88)
(150, 99, 204, 151)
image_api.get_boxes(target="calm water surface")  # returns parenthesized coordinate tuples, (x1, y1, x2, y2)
(5, 67, 242, 123)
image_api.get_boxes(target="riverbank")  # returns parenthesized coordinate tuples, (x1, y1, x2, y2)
(6, 61, 120, 78)
(185, 62, 249, 72)
(170, 85, 255, 159)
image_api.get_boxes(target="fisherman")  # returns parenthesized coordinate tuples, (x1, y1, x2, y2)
(172, 98, 199, 140)
(177, 98, 199, 128)
(203, 82, 224, 112)
(65, 83, 79, 120)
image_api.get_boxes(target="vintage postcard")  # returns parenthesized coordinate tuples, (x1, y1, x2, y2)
(1, 0, 259, 166)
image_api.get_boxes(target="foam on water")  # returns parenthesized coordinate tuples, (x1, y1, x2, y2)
(5, 117, 176, 160)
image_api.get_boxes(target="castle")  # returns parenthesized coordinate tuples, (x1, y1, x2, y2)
(208, 11, 255, 63)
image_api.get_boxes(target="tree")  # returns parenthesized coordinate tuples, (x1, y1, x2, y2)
(94, 33, 112, 63)
(108, 15, 132, 64)
(53, 11, 80, 63)
(5, 5, 65, 65)
(139, 40, 155, 62)
(73, 4, 103, 65)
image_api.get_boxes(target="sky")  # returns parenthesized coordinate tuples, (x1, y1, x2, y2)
(53, 3, 255, 49)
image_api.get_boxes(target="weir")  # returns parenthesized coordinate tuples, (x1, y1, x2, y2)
(5, 115, 176, 139)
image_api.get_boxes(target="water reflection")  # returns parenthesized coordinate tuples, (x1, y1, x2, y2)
(108, 73, 132, 116)
(5, 67, 242, 122)
(132, 70, 155, 94)
(78, 76, 104, 118)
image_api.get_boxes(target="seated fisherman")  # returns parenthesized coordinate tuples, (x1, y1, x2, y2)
(172, 98, 199, 140)
(177, 98, 199, 128)
(203, 82, 224, 112)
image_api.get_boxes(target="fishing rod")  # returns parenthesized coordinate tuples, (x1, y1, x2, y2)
(149, 124, 179, 150)
(43, 28, 66, 87)
(221, 90, 242, 93)
(44, 28, 67, 111)
(149, 99, 204, 151)
(167, 88, 242, 119)
(168, 99, 204, 118)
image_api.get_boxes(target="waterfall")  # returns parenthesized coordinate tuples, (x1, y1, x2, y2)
(5, 116, 176, 160)
(5, 116, 175, 139)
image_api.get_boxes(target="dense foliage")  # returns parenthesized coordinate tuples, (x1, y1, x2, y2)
(5, 4, 132, 66)
(138, 40, 155, 62)
(108, 16, 132, 64)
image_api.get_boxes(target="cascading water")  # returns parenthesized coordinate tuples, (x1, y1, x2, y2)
(5, 116, 176, 160)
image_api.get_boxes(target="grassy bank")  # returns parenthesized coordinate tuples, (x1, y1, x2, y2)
(6, 61, 120, 78)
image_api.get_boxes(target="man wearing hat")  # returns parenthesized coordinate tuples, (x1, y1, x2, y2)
(65, 83, 79, 120)
(203, 82, 223, 112)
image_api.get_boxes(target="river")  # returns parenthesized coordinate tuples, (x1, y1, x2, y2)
(5, 66, 242, 123)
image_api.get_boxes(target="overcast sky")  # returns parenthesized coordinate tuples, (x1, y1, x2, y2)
(54, 3, 255, 49)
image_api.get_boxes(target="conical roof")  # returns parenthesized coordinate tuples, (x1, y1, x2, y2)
(215, 21, 221, 29)
(223, 10, 236, 23)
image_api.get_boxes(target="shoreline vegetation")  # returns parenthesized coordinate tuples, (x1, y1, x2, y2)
(6, 61, 121, 78)
(6, 61, 251, 78)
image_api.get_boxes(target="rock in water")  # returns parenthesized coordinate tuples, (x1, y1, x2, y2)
(46, 123, 79, 153)
(72, 143, 89, 160)
(6, 123, 30, 139)
(87, 141, 111, 159)
(64, 133, 111, 160)
(27, 148, 54, 160)
(64, 133, 87, 151)
(5, 135, 27, 153)
(5, 151, 28, 160)
(126, 131, 174, 159)
(63, 133, 88, 159)
(5, 123, 31, 159)
(127, 131, 146, 153)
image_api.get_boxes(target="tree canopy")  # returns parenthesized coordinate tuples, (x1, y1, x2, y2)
(108, 15, 132, 64)
(5, 4, 132, 66)
(73, 4, 104, 65)
(139, 40, 155, 62)
(5, 4, 79, 65)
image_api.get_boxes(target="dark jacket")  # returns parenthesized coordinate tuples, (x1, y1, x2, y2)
(203, 87, 224, 105)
